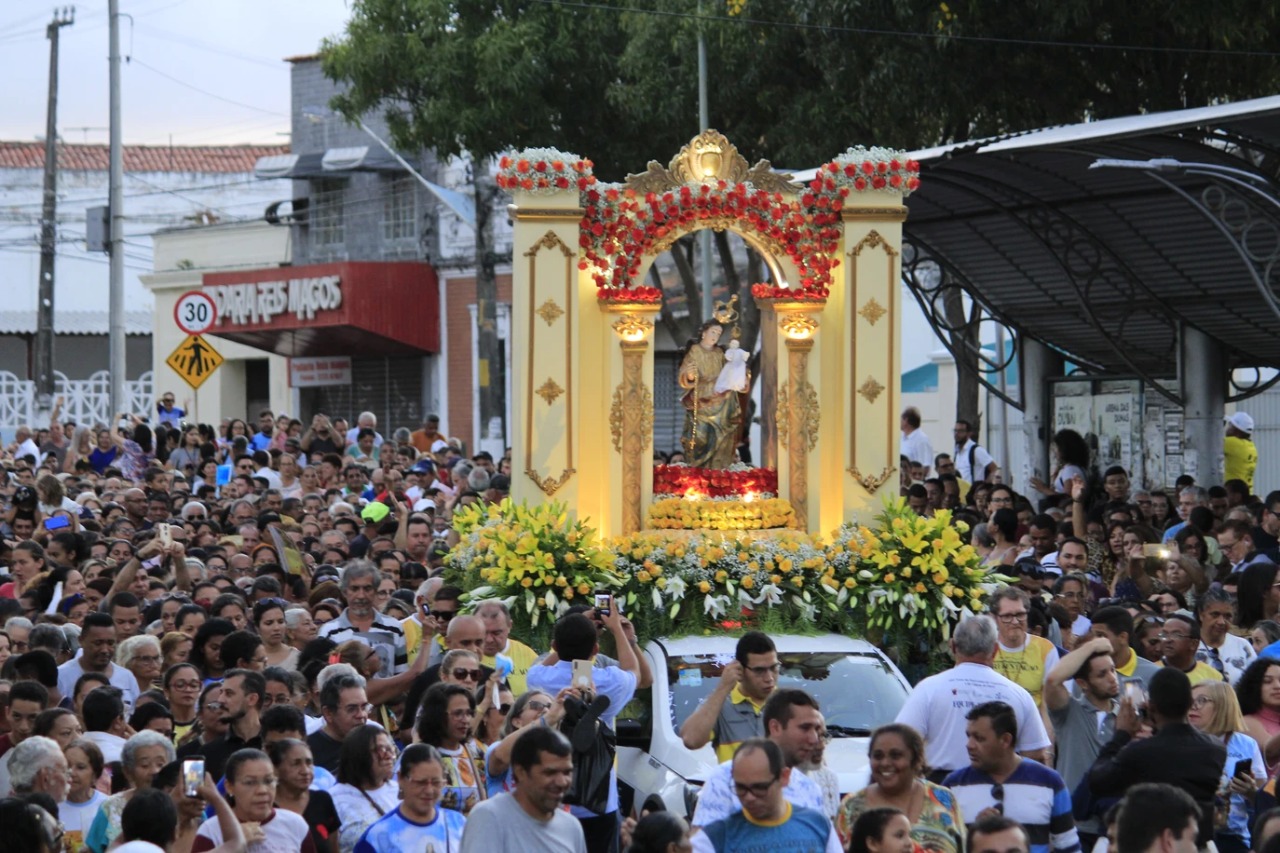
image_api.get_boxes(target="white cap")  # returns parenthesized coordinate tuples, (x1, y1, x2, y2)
(1227, 411, 1255, 434)
(413, 498, 436, 513)
(431, 439, 450, 453)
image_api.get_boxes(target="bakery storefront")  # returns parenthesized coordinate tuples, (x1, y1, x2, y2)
(203, 261, 440, 430)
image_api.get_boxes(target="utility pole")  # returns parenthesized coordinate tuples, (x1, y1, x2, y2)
(108, 0, 126, 416)
(34, 6, 75, 422)
(697, 0, 713, 322)
(473, 165, 505, 456)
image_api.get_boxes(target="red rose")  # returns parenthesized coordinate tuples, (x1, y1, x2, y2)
(872, 176, 886, 189)
(862, 161, 874, 175)
(535, 161, 548, 173)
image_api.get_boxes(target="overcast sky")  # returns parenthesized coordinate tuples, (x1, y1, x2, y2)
(1, 0, 352, 146)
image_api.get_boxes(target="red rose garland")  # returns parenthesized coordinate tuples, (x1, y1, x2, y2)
(653, 465, 779, 499)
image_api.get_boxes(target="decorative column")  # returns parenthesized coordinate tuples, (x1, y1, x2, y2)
(604, 305, 660, 534)
(508, 188, 586, 509)
(760, 298, 823, 532)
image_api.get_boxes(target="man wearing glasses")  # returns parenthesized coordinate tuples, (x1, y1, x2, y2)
(1158, 614, 1224, 686)
(991, 587, 1059, 710)
(692, 689, 826, 828)
(692, 738, 842, 853)
(681, 631, 780, 761)
(944, 702, 1080, 853)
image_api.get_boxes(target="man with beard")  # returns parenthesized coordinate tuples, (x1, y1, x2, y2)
(196, 668, 265, 781)
(318, 561, 407, 678)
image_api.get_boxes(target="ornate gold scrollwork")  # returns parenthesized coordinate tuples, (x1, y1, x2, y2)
(624, 129, 797, 194)
(779, 314, 819, 340)
(609, 382, 654, 454)
(847, 465, 897, 494)
(611, 314, 653, 341)
(857, 376, 885, 404)
(775, 382, 819, 452)
(536, 299, 565, 326)
(524, 468, 576, 496)
(523, 230, 574, 257)
(536, 378, 564, 406)
(858, 298, 887, 326)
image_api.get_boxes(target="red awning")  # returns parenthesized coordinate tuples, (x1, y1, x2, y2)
(201, 261, 439, 357)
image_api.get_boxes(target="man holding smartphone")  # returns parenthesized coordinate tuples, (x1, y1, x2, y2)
(528, 602, 640, 853)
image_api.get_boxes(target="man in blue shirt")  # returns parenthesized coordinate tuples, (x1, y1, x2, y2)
(527, 605, 639, 853)
(250, 408, 275, 452)
(692, 738, 841, 853)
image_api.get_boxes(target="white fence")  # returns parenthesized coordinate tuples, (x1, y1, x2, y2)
(0, 370, 154, 429)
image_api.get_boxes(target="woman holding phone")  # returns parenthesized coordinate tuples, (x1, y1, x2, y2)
(1188, 681, 1266, 853)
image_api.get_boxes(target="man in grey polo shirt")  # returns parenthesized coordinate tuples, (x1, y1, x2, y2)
(679, 632, 778, 762)
(1045, 636, 1120, 850)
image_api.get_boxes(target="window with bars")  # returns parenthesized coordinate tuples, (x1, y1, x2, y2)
(382, 175, 418, 242)
(310, 179, 346, 247)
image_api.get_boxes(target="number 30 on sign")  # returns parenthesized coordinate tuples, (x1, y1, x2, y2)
(174, 290, 217, 335)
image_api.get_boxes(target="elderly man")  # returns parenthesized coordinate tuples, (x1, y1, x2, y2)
(7, 735, 68, 802)
(346, 411, 384, 448)
(895, 615, 1050, 783)
(476, 600, 540, 694)
(317, 561, 407, 678)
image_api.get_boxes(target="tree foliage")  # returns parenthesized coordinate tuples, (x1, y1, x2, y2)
(322, 0, 1280, 422)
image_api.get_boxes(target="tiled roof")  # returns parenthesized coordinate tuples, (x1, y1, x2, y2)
(0, 311, 153, 336)
(0, 142, 290, 174)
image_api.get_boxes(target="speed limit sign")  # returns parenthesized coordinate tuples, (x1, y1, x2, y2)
(174, 291, 218, 335)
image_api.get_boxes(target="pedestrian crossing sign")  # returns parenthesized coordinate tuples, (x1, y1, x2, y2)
(166, 334, 224, 389)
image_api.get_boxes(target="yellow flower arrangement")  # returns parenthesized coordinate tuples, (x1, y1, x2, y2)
(826, 496, 1009, 637)
(445, 498, 624, 647)
(647, 497, 795, 530)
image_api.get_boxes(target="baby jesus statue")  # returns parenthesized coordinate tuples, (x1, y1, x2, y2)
(714, 339, 750, 394)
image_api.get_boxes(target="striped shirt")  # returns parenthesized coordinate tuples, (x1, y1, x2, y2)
(318, 610, 408, 676)
(944, 760, 1080, 853)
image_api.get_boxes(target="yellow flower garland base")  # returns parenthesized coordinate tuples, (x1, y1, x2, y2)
(647, 496, 796, 531)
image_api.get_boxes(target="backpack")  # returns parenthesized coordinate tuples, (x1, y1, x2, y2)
(558, 693, 615, 815)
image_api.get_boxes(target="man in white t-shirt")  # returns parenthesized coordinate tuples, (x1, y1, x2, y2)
(953, 420, 997, 484)
(57, 612, 140, 716)
(895, 615, 1050, 782)
(901, 408, 935, 479)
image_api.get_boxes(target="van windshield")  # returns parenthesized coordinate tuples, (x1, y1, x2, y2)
(666, 651, 908, 737)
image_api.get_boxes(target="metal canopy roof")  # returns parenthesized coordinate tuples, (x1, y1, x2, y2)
(896, 94, 1280, 394)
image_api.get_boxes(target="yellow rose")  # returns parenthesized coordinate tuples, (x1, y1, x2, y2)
(791, 576, 804, 588)
(637, 570, 652, 583)
(578, 583, 592, 595)
(564, 588, 575, 600)
(715, 570, 728, 582)
(843, 578, 857, 589)
(741, 576, 755, 590)
(884, 573, 896, 584)
(521, 578, 533, 588)
(698, 581, 712, 594)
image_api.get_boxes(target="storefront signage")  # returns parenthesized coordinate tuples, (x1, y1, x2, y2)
(206, 275, 342, 326)
(289, 356, 353, 388)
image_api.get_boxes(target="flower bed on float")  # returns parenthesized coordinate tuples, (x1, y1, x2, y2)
(445, 497, 1005, 650)
(648, 464, 793, 530)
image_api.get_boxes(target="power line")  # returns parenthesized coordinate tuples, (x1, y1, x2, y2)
(133, 22, 287, 70)
(528, 0, 1280, 59)
(129, 58, 289, 117)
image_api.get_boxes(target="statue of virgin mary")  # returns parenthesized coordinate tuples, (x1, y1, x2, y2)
(677, 321, 746, 469)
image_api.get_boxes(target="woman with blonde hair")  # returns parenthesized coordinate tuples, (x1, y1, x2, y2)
(1189, 680, 1267, 853)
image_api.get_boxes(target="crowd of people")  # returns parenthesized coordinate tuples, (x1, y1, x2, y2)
(0, 397, 1272, 853)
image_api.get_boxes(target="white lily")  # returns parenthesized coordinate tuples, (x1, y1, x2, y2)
(666, 576, 688, 601)
(704, 594, 730, 619)
(796, 597, 818, 623)
(755, 583, 783, 607)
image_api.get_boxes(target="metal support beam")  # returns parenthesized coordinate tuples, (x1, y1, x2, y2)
(1181, 323, 1226, 486)
(1020, 338, 1063, 488)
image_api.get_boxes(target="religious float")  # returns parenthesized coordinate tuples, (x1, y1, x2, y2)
(445, 132, 1005, 654)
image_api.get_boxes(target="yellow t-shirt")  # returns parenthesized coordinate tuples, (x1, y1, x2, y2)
(402, 617, 446, 664)
(1225, 435, 1257, 491)
(482, 639, 541, 695)
(1157, 659, 1224, 686)
(993, 634, 1058, 708)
